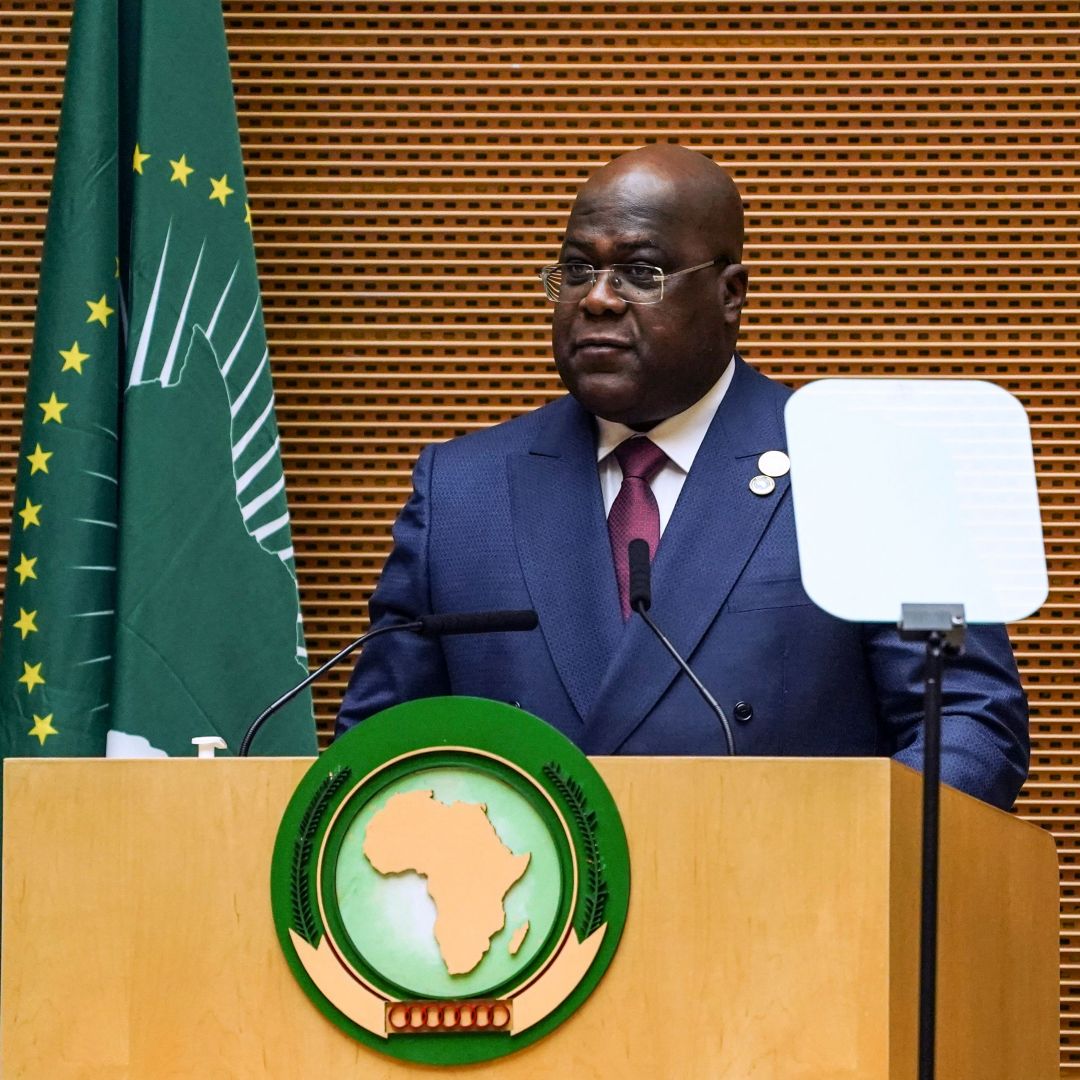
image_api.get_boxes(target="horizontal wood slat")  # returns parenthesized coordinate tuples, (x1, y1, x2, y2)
(2, 0, 1078, 1069)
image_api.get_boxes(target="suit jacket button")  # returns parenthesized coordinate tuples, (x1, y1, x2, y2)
(734, 701, 753, 723)
(507, 700, 522, 709)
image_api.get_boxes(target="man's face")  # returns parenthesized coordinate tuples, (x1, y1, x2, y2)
(551, 164, 745, 430)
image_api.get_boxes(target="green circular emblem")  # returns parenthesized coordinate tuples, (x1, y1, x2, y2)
(271, 696, 631, 1066)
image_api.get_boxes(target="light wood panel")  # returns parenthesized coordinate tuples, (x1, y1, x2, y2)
(1, 0, 1078, 1069)
(1, 756, 1059, 1078)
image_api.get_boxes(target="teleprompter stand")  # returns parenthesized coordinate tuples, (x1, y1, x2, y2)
(786, 377, 1050, 1078)
(899, 602, 967, 1080)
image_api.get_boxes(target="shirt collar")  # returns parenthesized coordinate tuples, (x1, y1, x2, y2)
(595, 357, 736, 473)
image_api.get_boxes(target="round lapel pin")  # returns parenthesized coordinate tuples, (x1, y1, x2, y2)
(757, 450, 790, 478)
(749, 474, 776, 496)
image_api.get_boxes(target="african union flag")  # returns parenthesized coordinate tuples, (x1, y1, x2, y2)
(0, 0, 316, 762)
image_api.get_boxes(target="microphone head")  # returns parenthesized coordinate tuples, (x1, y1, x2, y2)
(627, 538, 652, 612)
(417, 609, 539, 636)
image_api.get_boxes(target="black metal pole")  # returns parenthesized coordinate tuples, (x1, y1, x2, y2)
(237, 620, 420, 756)
(918, 630, 945, 1080)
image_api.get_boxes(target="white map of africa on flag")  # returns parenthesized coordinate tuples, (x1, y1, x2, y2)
(105, 220, 306, 758)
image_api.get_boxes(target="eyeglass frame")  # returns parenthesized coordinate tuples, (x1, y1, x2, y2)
(539, 254, 731, 305)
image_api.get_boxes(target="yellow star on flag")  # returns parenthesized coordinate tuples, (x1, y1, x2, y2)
(18, 498, 42, 529)
(245, 202, 253, 227)
(15, 553, 38, 584)
(39, 392, 68, 425)
(60, 341, 90, 373)
(132, 143, 151, 174)
(28, 713, 58, 746)
(170, 154, 194, 186)
(14, 608, 38, 639)
(209, 174, 234, 206)
(27, 443, 52, 475)
(18, 661, 45, 694)
(86, 294, 115, 328)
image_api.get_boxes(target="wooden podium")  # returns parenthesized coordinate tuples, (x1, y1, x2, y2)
(2, 757, 1058, 1078)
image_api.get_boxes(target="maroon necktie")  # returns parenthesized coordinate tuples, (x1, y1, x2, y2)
(607, 436, 668, 620)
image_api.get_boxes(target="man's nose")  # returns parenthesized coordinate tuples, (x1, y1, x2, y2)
(580, 271, 627, 315)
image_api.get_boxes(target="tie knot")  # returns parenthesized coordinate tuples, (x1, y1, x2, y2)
(614, 436, 667, 482)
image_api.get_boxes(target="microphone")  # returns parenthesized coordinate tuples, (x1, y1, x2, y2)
(237, 609, 538, 756)
(627, 537, 653, 613)
(418, 609, 538, 636)
(627, 539, 736, 755)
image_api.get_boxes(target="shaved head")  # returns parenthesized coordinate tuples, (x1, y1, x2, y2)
(574, 144, 744, 262)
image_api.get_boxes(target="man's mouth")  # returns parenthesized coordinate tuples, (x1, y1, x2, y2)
(574, 337, 633, 353)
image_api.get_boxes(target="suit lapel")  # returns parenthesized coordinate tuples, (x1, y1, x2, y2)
(580, 359, 792, 754)
(509, 398, 624, 724)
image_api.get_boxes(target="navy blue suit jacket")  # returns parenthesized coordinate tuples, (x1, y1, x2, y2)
(337, 358, 1029, 809)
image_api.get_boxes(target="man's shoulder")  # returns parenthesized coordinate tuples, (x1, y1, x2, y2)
(734, 355, 794, 404)
(432, 394, 581, 461)
(713, 355, 795, 450)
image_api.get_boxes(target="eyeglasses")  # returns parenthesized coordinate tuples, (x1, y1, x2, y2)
(540, 255, 730, 305)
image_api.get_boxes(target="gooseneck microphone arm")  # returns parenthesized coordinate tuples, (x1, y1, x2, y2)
(628, 539, 736, 756)
(237, 609, 539, 757)
(238, 621, 417, 757)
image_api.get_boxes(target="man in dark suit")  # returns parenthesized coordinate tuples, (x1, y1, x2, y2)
(336, 144, 1028, 810)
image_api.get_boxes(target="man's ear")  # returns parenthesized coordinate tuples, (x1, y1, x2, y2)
(720, 264, 749, 323)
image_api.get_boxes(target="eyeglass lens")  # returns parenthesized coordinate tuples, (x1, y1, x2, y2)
(545, 263, 663, 304)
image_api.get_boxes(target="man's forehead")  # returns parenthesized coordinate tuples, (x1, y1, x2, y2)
(563, 218, 667, 249)
(563, 196, 684, 247)
(566, 167, 709, 237)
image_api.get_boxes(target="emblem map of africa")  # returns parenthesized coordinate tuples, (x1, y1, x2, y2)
(363, 789, 532, 976)
(275, 706, 630, 1064)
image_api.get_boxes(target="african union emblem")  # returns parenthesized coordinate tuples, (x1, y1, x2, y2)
(271, 696, 630, 1066)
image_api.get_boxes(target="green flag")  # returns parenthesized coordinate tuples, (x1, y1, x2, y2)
(0, 0, 316, 760)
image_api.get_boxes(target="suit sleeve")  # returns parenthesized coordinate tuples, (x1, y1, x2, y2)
(335, 444, 451, 736)
(863, 622, 1029, 810)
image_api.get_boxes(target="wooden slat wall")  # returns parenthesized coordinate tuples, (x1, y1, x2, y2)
(2, 0, 1077, 1069)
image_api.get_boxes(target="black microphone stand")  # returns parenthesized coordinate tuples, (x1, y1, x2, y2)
(238, 620, 420, 756)
(628, 538, 736, 756)
(237, 609, 538, 757)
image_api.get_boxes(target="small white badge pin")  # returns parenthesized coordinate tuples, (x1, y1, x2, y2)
(757, 450, 790, 478)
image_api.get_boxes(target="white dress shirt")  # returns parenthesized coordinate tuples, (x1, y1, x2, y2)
(595, 358, 736, 536)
